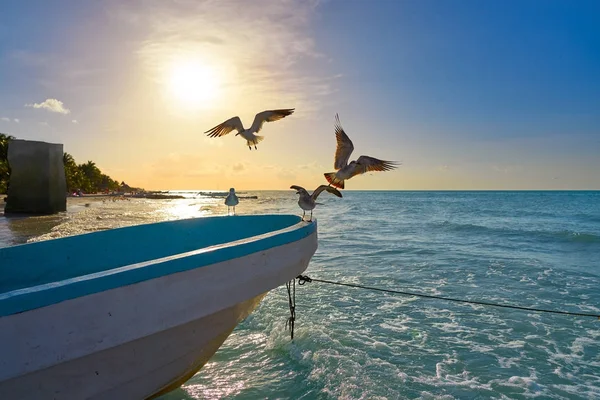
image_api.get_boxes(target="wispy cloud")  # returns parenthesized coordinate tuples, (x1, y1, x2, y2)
(7, 48, 111, 93)
(72, 119, 78, 124)
(492, 164, 522, 174)
(146, 152, 224, 180)
(14, 118, 20, 123)
(113, 0, 334, 114)
(1, 117, 10, 122)
(298, 161, 324, 170)
(232, 163, 245, 172)
(276, 167, 297, 181)
(8, 50, 53, 69)
(25, 98, 71, 114)
(202, 136, 224, 148)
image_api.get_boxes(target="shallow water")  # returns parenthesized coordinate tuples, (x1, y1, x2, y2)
(1, 191, 599, 399)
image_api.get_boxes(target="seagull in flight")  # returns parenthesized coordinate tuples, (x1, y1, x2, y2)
(290, 184, 342, 221)
(205, 109, 295, 150)
(324, 114, 399, 189)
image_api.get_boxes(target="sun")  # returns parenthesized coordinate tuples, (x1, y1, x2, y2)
(167, 59, 220, 109)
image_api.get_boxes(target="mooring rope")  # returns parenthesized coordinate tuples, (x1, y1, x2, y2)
(296, 275, 600, 319)
(285, 279, 296, 339)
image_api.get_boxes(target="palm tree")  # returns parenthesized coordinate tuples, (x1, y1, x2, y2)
(0, 133, 13, 159)
(78, 161, 103, 193)
(63, 152, 81, 192)
(63, 152, 75, 167)
(2, 135, 142, 195)
(0, 133, 15, 193)
(98, 174, 119, 192)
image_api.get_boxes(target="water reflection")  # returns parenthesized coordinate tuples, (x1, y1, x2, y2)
(0, 191, 301, 248)
(0, 213, 66, 246)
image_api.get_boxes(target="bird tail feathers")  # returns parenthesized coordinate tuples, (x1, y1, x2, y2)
(247, 136, 264, 147)
(324, 172, 344, 189)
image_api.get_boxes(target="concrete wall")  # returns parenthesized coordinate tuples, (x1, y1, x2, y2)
(4, 139, 66, 215)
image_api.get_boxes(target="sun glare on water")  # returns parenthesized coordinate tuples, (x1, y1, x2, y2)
(167, 59, 220, 109)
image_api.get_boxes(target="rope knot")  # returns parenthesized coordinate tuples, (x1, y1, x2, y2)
(297, 275, 312, 285)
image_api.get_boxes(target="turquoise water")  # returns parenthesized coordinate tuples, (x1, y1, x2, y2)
(1, 191, 599, 399)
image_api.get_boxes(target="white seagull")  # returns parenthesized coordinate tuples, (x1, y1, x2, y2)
(324, 114, 399, 189)
(224, 188, 239, 215)
(290, 184, 342, 221)
(205, 109, 295, 150)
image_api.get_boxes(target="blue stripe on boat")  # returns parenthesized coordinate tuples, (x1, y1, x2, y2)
(0, 214, 316, 317)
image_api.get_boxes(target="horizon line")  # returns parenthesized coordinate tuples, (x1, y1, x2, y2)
(157, 189, 600, 192)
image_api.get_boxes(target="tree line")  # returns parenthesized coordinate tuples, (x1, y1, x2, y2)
(1, 133, 140, 194)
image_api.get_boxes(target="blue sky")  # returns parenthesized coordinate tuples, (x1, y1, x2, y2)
(1, 0, 599, 190)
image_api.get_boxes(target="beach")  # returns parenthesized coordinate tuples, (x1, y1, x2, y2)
(1, 190, 599, 399)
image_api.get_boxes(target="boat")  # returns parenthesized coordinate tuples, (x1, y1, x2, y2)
(0, 214, 317, 399)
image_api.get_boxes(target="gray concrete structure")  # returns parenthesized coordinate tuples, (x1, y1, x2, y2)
(5, 139, 66, 214)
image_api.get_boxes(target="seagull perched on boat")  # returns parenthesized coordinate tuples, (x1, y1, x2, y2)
(290, 184, 342, 221)
(225, 188, 239, 215)
(324, 114, 399, 189)
(205, 109, 295, 150)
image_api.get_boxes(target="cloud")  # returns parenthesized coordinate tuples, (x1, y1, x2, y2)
(8, 49, 111, 93)
(276, 168, 297, 181)
(202, 136, 224, 147)
(232, 163, 245, 172)
(298, 161, 323, 170)
(492, 165, 522, 174)
(9, 50, 52, 69)
(72, 119, 78, 124)
(147, 152, 223, 179)
(1, 117, 9, 122)
(38, 121, 50, 127)
(14, 119, 20, 123)
(25, 98, 71, 114)
(114, 0, 335, 114)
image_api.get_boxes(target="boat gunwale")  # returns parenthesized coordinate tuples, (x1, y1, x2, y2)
(0, 215, 316, 317)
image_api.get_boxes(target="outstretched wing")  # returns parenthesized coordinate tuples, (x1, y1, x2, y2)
(333, 114, 354, 170)
(290, 185, 309, 197)
(205, 116, 244, 138)
(311, 184, 343, 200)
(348, 155, 399, 178)
(250, 109, 295, 134)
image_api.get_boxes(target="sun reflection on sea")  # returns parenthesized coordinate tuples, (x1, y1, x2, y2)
(183, 370, 246, 399)
(12, 196, 229, 244)
(159, 200, 204, 220)
(1, 191, 287, 246)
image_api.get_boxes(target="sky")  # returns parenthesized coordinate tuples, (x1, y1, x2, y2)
(1, 0, 599, 190)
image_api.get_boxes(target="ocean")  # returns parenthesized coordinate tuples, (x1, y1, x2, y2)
(1, 191, 599, 399)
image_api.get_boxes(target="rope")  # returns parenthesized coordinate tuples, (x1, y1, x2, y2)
(285, 279, 296, 339)
(296, 275, 600, 319)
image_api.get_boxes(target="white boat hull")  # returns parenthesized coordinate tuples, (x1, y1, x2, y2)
(0, 226, 317, 399)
